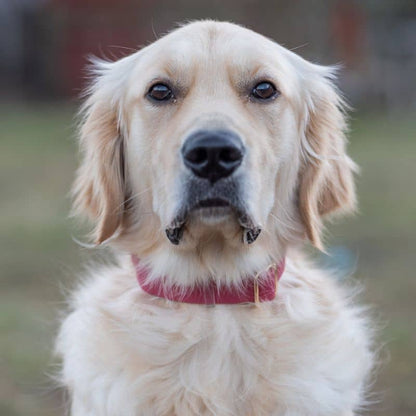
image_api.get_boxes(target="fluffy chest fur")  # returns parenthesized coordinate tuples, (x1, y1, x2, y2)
(57, 257, 372, 416)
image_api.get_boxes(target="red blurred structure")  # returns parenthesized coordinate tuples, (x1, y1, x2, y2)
(48, 0, 151, 95)
(330, 0, 366, 68)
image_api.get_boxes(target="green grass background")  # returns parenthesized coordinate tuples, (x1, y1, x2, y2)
(1, 103, 415, 415)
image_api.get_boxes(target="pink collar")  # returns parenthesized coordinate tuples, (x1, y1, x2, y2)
(131, 255, 285, 305)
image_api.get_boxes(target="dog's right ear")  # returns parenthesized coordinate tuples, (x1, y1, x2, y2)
(72, 57, 134, 244)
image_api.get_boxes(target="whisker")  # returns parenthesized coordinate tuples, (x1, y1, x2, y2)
(151, 19, 160, 40)
(269, 212, 299, 233)
(124, 186, 152, 205)
(289, 42, 309, 52)
(113, 186, 153, 213)
(107, 45, 138, 52)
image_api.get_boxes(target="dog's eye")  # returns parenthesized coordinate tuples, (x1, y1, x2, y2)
(147, 83, 173, 101)
(251, 81, 279, 100)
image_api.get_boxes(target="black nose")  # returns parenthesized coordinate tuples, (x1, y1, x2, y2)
(182, 130, 245, 183)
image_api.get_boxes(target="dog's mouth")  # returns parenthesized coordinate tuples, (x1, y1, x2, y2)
(192, 198, 233, 218)
(165, 197, 261, 246)
(195, 198, 230, 209)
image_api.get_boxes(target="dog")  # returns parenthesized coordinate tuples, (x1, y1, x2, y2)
(56, 21, 374, 415)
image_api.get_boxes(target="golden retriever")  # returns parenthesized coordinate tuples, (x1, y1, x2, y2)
(56, 21, 373, 415)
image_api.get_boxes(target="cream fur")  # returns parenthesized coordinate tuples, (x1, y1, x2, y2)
(57, 21, 373, 415)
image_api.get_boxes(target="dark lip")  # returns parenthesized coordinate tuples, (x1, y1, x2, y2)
(194, 198, 230, 209)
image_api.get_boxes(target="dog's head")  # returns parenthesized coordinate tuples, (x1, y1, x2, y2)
(73, 21, 356, 277)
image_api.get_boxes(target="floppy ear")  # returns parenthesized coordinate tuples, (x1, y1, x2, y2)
(72, 59, 130, 244)
(298, 66, 357, 250)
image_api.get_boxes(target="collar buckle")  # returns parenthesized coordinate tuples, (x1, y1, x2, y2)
(253, 263, 279, 305)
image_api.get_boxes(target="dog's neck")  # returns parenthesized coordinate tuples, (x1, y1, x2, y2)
(131, 254, 285, 304)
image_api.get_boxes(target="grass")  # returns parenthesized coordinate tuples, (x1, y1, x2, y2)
(1, 103, 415, 415)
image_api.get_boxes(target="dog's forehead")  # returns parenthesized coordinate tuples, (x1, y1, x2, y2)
(142, 21, 281, 74)
(163, 21, 272, 49)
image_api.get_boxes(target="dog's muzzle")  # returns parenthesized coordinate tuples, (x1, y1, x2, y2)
(164, 129, 261, 245)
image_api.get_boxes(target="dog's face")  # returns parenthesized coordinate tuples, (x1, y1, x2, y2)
(125, 24, 304, 247)
(74, 21, 356, 277)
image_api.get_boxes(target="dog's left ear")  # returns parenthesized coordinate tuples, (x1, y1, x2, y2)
(298, 65, 357, 250)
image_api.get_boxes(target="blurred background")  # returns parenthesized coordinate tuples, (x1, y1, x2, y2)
(1, 0, 415, 415)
